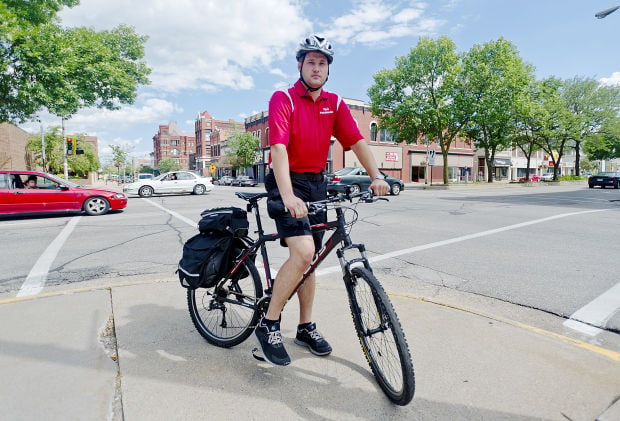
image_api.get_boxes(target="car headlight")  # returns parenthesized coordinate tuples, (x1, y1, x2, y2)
(112, 193, 126, 199)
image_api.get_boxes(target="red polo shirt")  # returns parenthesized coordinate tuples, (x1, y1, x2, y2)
(268, 80, 363, 173)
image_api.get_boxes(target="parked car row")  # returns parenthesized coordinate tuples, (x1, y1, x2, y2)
(213, 175, 258, 187)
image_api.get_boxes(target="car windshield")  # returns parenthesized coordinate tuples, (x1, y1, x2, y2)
(47, 173, 81, 188)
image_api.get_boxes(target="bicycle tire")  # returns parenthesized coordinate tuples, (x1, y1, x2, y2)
(346, 267, 415, 405)
(187, 257, 262, 348)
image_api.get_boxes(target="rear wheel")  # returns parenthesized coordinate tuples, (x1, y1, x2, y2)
(193, 184, 206, 195)
(349, 184, 361, 194)
(345, 267, 415, 405)
(390, 183, 401, 196)
(83, 197, 110, 215)
(187, 257, 262, 347)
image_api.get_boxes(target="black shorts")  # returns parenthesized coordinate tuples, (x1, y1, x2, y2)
(265, 171, 327, 252)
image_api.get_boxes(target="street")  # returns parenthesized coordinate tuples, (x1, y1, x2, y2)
(1, 182, 619, 347)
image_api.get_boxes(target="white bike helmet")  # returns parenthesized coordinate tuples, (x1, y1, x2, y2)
(296, 34, 334, 64)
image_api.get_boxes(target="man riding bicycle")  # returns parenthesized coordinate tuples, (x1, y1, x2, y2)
(255, 34, 389, 366)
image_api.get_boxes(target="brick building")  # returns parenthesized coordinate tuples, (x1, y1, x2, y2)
(0, 123, 35, 171)
(152, 121, 196, 170)
(194, 111, 244, 175)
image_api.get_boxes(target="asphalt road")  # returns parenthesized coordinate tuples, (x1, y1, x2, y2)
(2, 182, 619, 349)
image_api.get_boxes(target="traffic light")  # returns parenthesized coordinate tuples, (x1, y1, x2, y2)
(66, 136, 74, 155)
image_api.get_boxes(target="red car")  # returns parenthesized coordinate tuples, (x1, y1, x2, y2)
(0, 171, 127, 216)
(519, 175, 540, 182)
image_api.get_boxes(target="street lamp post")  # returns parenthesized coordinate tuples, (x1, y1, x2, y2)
(595, 5, 619, 19)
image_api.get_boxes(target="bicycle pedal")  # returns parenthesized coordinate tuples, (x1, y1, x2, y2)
(251, 347, 266, 362)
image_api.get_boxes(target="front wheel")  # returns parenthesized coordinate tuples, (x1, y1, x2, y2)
(345, 267, 415, 405)
(390, 183, 401, 196)
(187, 256, 262, 347)
(83, 197, 110, 215)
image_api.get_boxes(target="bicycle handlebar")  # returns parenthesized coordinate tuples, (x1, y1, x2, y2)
(306, 189, 388, 214)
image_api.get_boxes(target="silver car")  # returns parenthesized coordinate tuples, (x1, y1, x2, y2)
(123, 171, 214, 197)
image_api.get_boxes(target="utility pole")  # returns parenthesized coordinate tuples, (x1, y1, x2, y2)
(62, 117, 69, 180)
(40, 120, 46, 172)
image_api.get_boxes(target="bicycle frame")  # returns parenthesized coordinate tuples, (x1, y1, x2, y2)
(228, 193, 373, 305)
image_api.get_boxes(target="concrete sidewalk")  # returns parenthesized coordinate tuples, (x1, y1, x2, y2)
(1, 274, 619, 420)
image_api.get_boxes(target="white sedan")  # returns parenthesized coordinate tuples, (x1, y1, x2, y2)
(123, 171, 213, 197)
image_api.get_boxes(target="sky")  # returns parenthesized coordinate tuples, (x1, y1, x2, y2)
(19, 0, 620, 162)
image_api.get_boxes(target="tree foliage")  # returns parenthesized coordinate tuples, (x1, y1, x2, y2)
(461, 38, 534, 182)
(157, 158, 181, 173)
(1, 0, 150, 122)
(26, 125, 99, 175)
(225, 132, 259, 171)
(368, 36, 467, 184)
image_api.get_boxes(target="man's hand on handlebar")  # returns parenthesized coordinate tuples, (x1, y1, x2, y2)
(370, 178, 389, 196)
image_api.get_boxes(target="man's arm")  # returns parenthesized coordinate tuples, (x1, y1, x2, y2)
(270, 144, 308, 218)
(349, 139, 389, 196)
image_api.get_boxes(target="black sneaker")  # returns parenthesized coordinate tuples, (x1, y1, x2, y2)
(294, 322, 332, 356)
(254, 318, 291, 366)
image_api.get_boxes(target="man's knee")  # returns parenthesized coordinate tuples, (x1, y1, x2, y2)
(286, 236, 315, 268)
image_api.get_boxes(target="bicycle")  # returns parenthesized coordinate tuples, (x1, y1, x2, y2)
(187, 189, 415, 405)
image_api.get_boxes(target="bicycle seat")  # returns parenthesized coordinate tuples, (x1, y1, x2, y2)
(235, 191, 269, 202)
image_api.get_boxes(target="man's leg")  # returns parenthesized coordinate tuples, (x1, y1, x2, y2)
(265, 235, 315, 320)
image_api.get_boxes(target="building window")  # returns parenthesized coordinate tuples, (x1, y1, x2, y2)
(380, 128, 396, 143)
(171, 139, 179, 146)
(171, 149, 179, 156)
(370, 122, 378, 142)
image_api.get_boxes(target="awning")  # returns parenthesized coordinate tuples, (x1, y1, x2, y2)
(493, 158, 512, 167)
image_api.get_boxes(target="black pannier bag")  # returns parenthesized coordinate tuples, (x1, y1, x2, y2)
(178, 207, 249, 289)
(198, 207, 249, 237)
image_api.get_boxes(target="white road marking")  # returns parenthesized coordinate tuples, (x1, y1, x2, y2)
(17, 216, 82, 297)
(149, 201, 618, 333)
(367, 208, 610, 264)
(563, 283, 620, 336)
(143, 199, 198, 227)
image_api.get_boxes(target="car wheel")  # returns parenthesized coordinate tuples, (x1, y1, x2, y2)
(589, 184, 593, 188)
(83, 197, 110, 216)
(390, 183, 401, 196)
(615, 182, 619, 189)
(139, 186, 154, 197)
(349, 184, 361, 194)
(193, 184, 206, 195)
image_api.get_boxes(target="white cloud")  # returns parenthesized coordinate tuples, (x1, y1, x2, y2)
(270, 68, 288, 79)
(59, 0, 311, 94)
(600, 72, 620, 86)
(321, 0, 441, 48)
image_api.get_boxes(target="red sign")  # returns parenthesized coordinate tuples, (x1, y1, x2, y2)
(385, 152, 398, 162)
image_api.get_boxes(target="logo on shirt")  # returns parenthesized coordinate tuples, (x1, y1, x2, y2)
(320, 107, 333, 115)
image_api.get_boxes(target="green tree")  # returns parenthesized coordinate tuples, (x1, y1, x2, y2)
(26, 126, 99, 175)
(461, 38, 534, 182)
(584, 117, 620, 162)
(158, 158, 181, 173)
(562, 77, 620, 175)
(535, 77, 578, 181)
(225, 132, 259, 171)
(139, 165, 154, 174)
(1, 0, 151, 123)
(368, 36, 468, 184)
